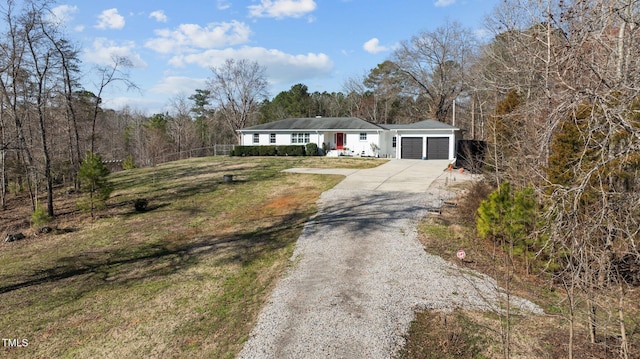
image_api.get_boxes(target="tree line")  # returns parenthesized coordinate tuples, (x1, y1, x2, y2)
(470, 0, 640, 357)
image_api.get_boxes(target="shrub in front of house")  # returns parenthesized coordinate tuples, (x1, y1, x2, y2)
(231, 146, 261, 156)
(231, 145, 306, 156)
(305, 143, 319, 156)
(258, 146, 277, 156)
(276, 145, 306, 156)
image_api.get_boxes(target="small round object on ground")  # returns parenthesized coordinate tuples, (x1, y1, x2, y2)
(457, 249, 466, 260)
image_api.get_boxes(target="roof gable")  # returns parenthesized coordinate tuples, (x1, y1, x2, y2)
(382, 120, 458, 130)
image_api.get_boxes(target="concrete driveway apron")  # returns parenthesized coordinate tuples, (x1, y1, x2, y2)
(282, 159, 452, 193)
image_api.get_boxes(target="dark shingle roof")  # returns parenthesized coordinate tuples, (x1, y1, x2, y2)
(383, 120, 458, 130)
(240, 117, 459, 132)
(241, 117, 386, 131)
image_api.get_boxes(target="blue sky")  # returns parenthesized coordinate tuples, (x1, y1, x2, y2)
(49, 0, 499, 114)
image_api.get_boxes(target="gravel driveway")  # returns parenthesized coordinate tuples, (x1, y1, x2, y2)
(239, 164, 541, 358)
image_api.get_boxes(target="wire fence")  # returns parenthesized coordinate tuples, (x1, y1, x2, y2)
(151, 144, 236, 165)
(105, 145, 236, 172)
(155, 145, 236, 164)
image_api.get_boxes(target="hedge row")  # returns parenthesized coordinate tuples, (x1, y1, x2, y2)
(231, 144, 319, 157)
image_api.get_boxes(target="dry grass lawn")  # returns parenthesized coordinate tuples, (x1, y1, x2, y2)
(0, 156, 383, 358)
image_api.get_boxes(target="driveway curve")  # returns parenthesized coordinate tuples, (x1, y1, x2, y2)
(239, 160, 541, 358)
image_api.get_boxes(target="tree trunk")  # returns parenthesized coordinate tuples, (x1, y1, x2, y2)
(0, 98, 6, 210)
(37, 93, 54, 218)
(618, 284, 629, 359)
(64, 63, 82, 190)
(0, 146, 5, 210)
(564, 277, 575, 359)
(588, 301, 596, 344)
(66, 111, 79, 189)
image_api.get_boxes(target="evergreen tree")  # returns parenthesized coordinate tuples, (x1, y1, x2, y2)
(271, 83, 312, 118)
(190, 89, 213, 146)
(546, 105, 592, 188)
(78, 151, 113, 218)
(477, 182, 538, 269)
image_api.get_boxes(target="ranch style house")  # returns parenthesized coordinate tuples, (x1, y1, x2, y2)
(237, 117, 462, 160)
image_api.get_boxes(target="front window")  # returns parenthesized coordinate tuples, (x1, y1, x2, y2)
(270, 133, 276, 144)
(360, 133, 367, 141)
(392, 136, 397, 148)
(253, 133, 259, 144)
(291, 133, 310, 144)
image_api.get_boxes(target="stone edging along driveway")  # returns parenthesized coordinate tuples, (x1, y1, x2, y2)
(239, 161, 542, 358)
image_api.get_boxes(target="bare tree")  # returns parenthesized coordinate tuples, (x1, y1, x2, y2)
(393, 20, 477, 123)
(0, 0, 37, 209)
(88, 55, 137, 154)
(207, 59, 268, 142)
(167, 94, 197, 159)
(0, 0, 74, 217)
(47, 36, 82, 189)
(342, 74, 374, 120)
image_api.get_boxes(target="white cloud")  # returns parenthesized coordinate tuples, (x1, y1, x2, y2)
(96, 8, 125, 30)
(101, 96, 163, 113)
(363, 38, 388, 54)
(217, 0, 231, 10)
(151, 76, 208, 95)
(149, 10, 168, 23)
(168, 46, 333, 85)
(474, 28, 492, 41)
(83, 38, 147, 68)
(434, 0, 456, 7)
(145, 21, 251, 54)
(49, 5, 78, 24)
(248, 0, 317, 19)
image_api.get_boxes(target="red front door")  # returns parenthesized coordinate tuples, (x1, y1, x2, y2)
(336, 133, 344, 149)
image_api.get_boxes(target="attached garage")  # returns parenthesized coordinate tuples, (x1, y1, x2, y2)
(388, 120, 462, 160)
(401, 137, 423, 159)
(398, 136, 451, 159)
(426, 137, 449, 160)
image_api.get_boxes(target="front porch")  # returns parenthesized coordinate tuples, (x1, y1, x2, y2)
(320, 132, 348, 152)
(325, 149, 354, 157)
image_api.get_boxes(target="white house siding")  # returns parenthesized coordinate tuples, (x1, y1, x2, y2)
(455, 131, 463, 151)
(379, 131, 396, 158)
(343, 132, 379, 157)
(242, 132, 325, 147)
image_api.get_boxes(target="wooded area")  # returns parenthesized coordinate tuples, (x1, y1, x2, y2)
(1, 0, 639, 356)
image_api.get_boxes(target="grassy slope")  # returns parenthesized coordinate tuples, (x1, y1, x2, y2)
(0, 156, 383, 359)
